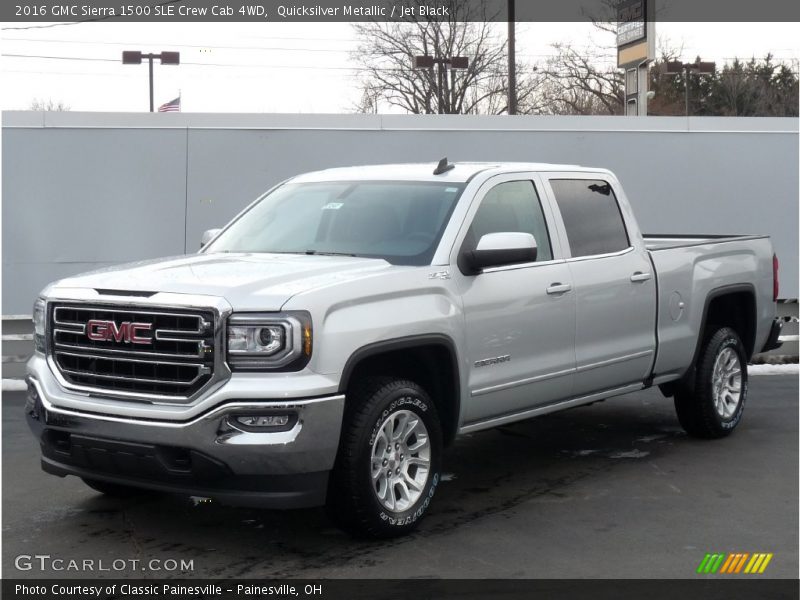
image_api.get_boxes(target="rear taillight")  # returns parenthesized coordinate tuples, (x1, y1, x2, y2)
(772, 253, 779, 301)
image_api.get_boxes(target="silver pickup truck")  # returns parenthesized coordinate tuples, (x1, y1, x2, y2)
(26, 161, 782, 538)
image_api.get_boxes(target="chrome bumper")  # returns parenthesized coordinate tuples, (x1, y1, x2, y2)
(25, 365, 345, 509)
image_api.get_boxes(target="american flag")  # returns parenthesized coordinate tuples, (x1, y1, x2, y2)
(158, 96, 181, 112)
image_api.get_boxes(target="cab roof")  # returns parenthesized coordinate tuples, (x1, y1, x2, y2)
(290, 161, 612, 184)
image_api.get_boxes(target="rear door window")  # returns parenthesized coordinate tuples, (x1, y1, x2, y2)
(549, 179, 630, 257)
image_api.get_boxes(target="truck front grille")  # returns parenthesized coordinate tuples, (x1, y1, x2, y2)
(50, 304, 216, 398)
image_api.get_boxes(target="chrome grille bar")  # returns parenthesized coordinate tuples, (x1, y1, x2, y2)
(59, 367, 204, 387)
(49, 303, 216, 399)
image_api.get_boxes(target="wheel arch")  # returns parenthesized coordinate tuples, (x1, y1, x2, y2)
(338, 334, 461, 446)
(700, 284, 757, 356)
(688, 283, 757, 373)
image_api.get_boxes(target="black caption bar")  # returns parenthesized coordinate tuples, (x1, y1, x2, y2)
(3, 579, 800, 600)
(2, 0, 800, 23)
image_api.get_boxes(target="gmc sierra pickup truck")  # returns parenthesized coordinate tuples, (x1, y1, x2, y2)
(26, 160, 783, 538)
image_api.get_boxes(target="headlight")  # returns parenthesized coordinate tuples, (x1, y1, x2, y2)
(228, 324, 285, 355)
(226, 312, 312, 371)
(32, 298, 46, 354)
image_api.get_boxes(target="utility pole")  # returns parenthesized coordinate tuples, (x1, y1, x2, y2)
(684, 70, 689, 116)
(507, 0, 517, 115)
(436, 61, 444, 113)
(122, 51, 180, 112)
(148, 56, 154, 112)
(665, 58, 715, 116)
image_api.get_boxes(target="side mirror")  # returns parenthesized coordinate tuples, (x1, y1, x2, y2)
(462, 232, 537, 274)
(200, 228, 221, 249)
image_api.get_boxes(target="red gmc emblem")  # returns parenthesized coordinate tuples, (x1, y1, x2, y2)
(86, 320, 153, 345)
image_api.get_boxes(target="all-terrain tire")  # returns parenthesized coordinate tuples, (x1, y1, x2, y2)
(674, 326, 748, 439)
(327, 377, 442, 538)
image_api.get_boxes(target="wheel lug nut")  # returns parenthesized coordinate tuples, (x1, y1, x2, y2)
(382, 458, 387, 466)
(395, 468, 400, 475)
(400, 454, 404, 460)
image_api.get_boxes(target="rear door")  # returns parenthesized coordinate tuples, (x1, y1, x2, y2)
(452, 173, 576, 425)
(543, 175, 656, 397)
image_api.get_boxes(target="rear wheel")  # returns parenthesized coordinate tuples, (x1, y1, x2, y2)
(674, 326, 748, 439)
(327, 377, 442, 538)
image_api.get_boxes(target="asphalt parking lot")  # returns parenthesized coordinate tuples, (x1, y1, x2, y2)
(3, 376, 797, 579)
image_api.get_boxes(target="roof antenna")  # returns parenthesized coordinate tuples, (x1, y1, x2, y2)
(433, 157, 455, 175)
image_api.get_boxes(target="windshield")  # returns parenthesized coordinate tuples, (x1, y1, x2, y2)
(205, 181, 464, 265)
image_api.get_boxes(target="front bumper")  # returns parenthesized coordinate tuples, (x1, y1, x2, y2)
(25, 366, 345, 509)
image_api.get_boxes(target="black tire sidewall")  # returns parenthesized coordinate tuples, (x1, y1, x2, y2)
(700, 330, 748, 432)
(358, 384, 442, 532)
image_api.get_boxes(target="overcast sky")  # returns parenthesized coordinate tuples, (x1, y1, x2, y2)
(1, 22, 797, 113)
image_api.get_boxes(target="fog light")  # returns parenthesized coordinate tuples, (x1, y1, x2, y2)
(235, 415, 290, 428)
(228, 410, 298, 433)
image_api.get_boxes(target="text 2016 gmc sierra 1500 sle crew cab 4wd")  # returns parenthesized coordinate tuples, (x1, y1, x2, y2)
(26, 160, 783, 537)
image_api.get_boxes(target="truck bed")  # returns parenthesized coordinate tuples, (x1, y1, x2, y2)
(644, 233, 775, 384)
(644, 234, 769, 251)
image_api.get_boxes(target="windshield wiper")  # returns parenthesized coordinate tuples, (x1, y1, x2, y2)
(303, 250, 358, 257)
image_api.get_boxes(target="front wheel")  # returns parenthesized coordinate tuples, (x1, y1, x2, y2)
(327, 377, 442, 538)
(674, 326, 748, 439)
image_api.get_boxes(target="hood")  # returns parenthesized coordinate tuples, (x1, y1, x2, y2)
(52, 252, 396, 310)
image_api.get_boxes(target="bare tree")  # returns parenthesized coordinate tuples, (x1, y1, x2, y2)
(355, 81, 382, 114)
(536, 44, 624, 115)
(352, 1, 512, 114)
(29, 98, 70, 111)
(353, 12, 796, 117)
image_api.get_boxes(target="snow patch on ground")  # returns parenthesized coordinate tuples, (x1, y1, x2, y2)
(748, 363, 799, 376)
(608, 449, 651, 459)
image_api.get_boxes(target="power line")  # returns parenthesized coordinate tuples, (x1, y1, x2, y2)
(2, 21, 96, 31)
(4, 53, 117, 63)
(1, 52, 392, 72)
(4, 51, 796, 76)
(5, 35, 793, 64)
(3, 36, 355, 52)
(2, 68, 361, 79)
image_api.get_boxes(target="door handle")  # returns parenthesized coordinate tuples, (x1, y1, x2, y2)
(546, 283, 572, 295)
(630, 271, 652, 283)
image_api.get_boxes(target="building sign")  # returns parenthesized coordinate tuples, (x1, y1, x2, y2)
(617, 0, 647, 47)
(617, 0, 652, 69)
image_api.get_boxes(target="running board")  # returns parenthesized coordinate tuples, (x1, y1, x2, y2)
(459, 383, 644, 434)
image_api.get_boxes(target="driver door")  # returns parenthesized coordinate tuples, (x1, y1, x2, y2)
(452, 174, 576, 426)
